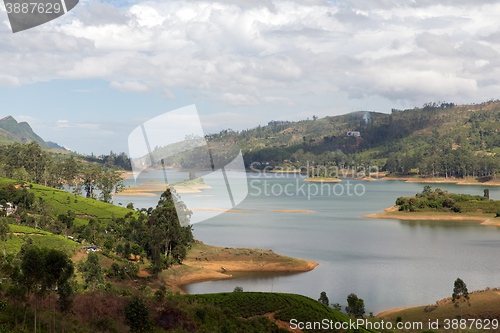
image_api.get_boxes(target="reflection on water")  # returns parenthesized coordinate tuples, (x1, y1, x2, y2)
(398, 219, 492, 229)
(115, 171, 500, 314)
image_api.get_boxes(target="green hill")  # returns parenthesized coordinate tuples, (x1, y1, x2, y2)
(170, 292, 375, 333)
(0, 115, 48, 147)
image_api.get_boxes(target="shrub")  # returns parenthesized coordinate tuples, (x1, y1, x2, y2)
(124, 296, 153, 333)
(443, 198, 455, 208)
(395, 197, 406, 206)
(399, 203, 410, 211)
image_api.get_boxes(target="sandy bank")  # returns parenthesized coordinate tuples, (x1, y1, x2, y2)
(163, 242, 318, 292)
(303, 178, 342, 183)
(270, 210, 315, 213)
(113, 192, 159, 197)
(362, 208, 500, 226)
(382, 176, 500, 186)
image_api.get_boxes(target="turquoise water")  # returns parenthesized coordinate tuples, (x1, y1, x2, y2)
(115, 170, 500, 314)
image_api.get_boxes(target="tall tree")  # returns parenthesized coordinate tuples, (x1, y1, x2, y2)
(97, 169, 124, 203)
(20, 246, 45, 333)
(149, 189, 193, 269)
(83, 252, 104, 290)
(452, 278, 470, 318)
(345, 293, 365, 318)
(124, 296, 153, 333)
(318, 291, 329, 306)
(0, 218, 10, 255)
(43, 249, 74, 333)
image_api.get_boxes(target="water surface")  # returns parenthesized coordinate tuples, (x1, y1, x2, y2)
(115, 171, 500, 314)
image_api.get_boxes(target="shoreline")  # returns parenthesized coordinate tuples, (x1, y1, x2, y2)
(163, 242, 319, 293)
(382, 176, 500, 186)
(303, 178, 342, 182)
(362, 207, 500, 226)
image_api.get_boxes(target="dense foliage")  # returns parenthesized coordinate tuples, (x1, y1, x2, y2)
(395, 186, 500, 214)
(0, 142, 125, 203)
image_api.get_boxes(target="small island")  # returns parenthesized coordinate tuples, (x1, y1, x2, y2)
(363, 186, 500, 225)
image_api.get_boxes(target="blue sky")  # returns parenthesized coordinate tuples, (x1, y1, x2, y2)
(1, 0, 500, 155)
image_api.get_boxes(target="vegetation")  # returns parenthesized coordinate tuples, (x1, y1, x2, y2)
(394, 186, 500, 214)
(318, 291, 329, 306)
(130, 100, 500, 185)
(345, 293, 365, 318)
(0, 142, 126, 203)
(452, 278, 470, 318)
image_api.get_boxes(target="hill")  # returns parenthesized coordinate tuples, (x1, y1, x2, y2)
(0, 115, 48, 147)
(46, 140, 68, 150)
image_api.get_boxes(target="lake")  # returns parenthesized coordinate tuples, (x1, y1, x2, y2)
(114, 170, 500, 314)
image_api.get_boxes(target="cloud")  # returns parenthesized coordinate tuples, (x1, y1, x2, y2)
(221, 93, 260, 106)
(2, 0, 500, 110)
(110, 81, 150, 93)
(0, 75, 20, 87)
(159, 88, 176, 100)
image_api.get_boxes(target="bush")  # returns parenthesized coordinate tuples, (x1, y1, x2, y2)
(124, 296, 153, 332)
(395, 197, 406, 206)
(399, 203, 410, 211)
(443, 198, 455, 208)
(496, 208, 500, 217)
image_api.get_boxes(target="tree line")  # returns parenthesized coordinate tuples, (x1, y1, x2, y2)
(0, 142, 125, 203)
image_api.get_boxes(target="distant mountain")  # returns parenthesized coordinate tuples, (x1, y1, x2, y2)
(0, 116, 48, 147)
(46, 141, 68, 151)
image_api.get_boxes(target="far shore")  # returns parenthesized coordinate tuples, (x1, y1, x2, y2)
(363, 206, 500, 226)
(303, 178, 342, 183)
(382, 175, 500, 186)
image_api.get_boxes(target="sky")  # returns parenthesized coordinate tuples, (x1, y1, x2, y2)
(0, 0, 500, 155)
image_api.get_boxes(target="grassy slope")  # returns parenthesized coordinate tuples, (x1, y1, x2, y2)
(181, 292, 375, 333)
(377, 289, 500, 332)
(4, 224, 79, 254)
(8, 180, 137, 220)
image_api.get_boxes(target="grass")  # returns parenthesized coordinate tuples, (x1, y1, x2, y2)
(171, 177, 206, 187)
(377, 289, 500, 332)
(4, 224, 79, 254)
(179, 292, 375, 333)
(0, 177, 137, 222)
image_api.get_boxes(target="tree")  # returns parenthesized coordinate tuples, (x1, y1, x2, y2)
(132, 243, 142, 261)
(332, 303, 342, 312)
(58, 282, 74, 333)
(97, 169, 125, 203)
(44, 249, 74, 333)
(452, 278, 470, 318)
(83, 252, 104, 290)
(189, 170, 196, 180)
(345, 293, 365, 318)
(318, 291, 329, 306)
(0, 218, 10, 255)
(149, 189, 193, 269)
(422, 185, 432, 195)
(233, 286, 243, 292)
(484, 189, 490, 200)
(124, 296, 153, 332)
(20, 246, 44, 333)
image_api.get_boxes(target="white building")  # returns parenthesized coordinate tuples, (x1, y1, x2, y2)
(347, 131, 361, 137)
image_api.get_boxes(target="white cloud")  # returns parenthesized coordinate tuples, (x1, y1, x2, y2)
(0, 75, 20, 87)
(221, 93, 260, 106)
(2, 0, 500, 109)
(110, 80, 150, 93)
